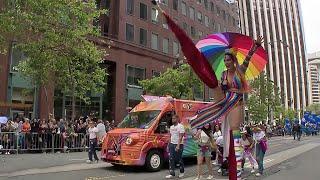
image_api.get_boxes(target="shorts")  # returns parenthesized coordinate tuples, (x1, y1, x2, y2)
(197, 145, 212, 157)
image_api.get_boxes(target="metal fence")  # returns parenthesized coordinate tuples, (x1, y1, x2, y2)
(0, 132, 91, 154)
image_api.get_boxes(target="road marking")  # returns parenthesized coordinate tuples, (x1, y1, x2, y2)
(69, 158, 88, 161)
(0, 163, 112, 178)
(85, 174, 125, 180)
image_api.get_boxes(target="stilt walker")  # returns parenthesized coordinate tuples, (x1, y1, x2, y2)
(151, 1, 267, 179)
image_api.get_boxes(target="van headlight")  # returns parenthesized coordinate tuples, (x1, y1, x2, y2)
(126, 137, 133, 145)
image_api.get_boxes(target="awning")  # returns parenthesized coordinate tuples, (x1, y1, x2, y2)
(0, 102, 33, 109)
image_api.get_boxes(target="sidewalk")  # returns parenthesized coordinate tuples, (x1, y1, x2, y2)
(265, 146, 320, 180)
(0, 151, 100, 174)
(182, 142, 320, 180)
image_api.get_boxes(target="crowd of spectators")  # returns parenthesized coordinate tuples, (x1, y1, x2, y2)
(0, 115, 115, 154)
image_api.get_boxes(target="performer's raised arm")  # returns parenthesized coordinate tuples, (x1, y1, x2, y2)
(152, 1, 218, 89)
(241, 36, 264, 73)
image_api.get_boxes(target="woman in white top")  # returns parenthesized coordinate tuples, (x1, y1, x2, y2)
(253, 127, 267, 177)
(194, 123, 215, 180)
(213, 124, 222, 140)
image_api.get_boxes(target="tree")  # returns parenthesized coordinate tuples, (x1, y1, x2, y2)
(0, 0, 108, 120)
(139, 64, 203, 99)
(306, 104, 320, 114)
(247, 73, 282, 123)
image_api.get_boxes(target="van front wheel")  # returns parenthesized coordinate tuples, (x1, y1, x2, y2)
(145, 150, 163, 171)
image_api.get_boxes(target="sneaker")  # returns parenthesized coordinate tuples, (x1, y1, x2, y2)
(95, 160, 99, 163)
(217, 169, 222, 173)
(255, 173, 261, 177)
(251, 169, 255, 173)
(178, 173, 184, 178)
(206, 175, 214, 179)
(165, 175, 174, 179)
(194, 177, 201, 180)
(86, 160, 93, 164)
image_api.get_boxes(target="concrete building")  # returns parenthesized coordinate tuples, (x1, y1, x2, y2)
(238, 0, 309, 113)
(308, 52, 320, 104)
(0, 0, 240, 123)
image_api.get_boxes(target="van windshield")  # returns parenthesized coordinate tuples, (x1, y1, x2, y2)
(118, 110, 161, 129)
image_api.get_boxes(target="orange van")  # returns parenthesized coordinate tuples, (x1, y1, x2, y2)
(101, 96, 209, 171)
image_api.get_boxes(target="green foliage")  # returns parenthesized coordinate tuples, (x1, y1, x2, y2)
(283, 108, 296, 120)
(306, 104, 320, 114)
(0, 0, 107, 103)
(139, 64, 203, 99)
(247, 73, 283, 123)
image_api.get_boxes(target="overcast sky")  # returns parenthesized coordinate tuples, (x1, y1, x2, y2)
(300, 0, 320, 54)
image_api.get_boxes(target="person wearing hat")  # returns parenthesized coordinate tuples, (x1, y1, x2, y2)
(252, 127, 267, 177)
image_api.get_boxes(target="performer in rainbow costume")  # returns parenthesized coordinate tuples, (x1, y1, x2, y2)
(152, 1, 265, 179)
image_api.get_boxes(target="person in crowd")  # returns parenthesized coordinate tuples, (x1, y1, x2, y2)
(105, 120, 111, 133)
(194, 123, 215, 180)
(21, 118, 31, 150)
(292, 123, 299, 140)
(253, 127, 267, 177)
(240, 131, 257, 174)
(87, 121, 99, 163)
(77, 119, 87, 148)
(96, 119, 106, 143)
(165, 114, 185, 179)
(38, 120, 48, 150)
(212, 124, 222, 165)
(216, 135, 224, 174)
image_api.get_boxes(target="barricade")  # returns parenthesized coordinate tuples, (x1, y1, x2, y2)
(0, 132, 90, 154)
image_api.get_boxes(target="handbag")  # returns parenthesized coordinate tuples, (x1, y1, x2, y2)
(260, 139, 268, 153)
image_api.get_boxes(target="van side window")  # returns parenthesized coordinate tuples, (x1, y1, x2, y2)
(155, 112, 173, 134)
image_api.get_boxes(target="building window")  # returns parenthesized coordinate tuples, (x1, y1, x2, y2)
(205, 15, 209, 27)
(126, 65, 145, 86)
(216, 6, 220, 16)
(151, 33, 159, 50)
(183, 22, 188, 33)
(198, 31, 203, 39)
(126, 23, 134, 42)
(163, 38, 169, 54)
(189, 7, 195, 20)
(173, 0, 178, 10)
(191, 26, 196, 37)
(140, 3, 147, 20)
(197, 11, 202, 23)
(210, 2, 214, 12)
(152, 70, 161, 77)
(212, 20, 215, 31)
(204, 0, 208, 10)
(139, 28, 147, 46)
(181, 1, 187, 16)
(126, 0, 134, 15)
(162, 0, 168, 5)
(197, 0, 202, 5)
(163, 18, 168, 29)
(173, 41, 180, 56)
(151, 8, 158, 23)
(217, 23, 221, 32)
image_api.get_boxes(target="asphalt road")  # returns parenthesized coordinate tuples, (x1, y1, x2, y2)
(1, 135, 320, 180)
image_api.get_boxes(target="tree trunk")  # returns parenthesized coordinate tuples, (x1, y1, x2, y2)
(71, 85, 76, 121)
(44, 86, 50, 121)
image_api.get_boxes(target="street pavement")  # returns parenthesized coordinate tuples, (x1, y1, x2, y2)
(1, 135, 320, 180)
